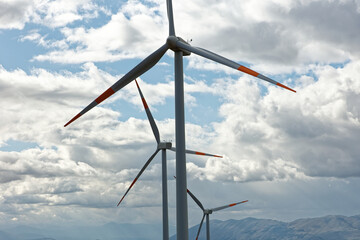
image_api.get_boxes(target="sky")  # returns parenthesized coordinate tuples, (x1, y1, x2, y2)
(0, 0, 360, 232)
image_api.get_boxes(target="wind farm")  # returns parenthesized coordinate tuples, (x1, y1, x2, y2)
(118, 79, 222, 240)
(64, 0, 295, 238)
(2, 0, 359, 240)
(63, 0, 296, 239)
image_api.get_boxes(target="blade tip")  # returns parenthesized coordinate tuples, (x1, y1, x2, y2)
(64, 113, 81, 127)
(276, 82, 296, 93)
(117, 197, 125, 207)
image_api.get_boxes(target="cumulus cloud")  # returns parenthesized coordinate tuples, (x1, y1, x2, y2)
(0, 0, 32, 29)
(0, 0, 107, 30)
(1, 0, 360, 227)
(23, 0, 360, 74)
(189, 60, 360, 182)
(32, 0, 167, 63)
(187, 156, 306, 182)
(0, 61, 221, 221)
(1, 58, 359, 213)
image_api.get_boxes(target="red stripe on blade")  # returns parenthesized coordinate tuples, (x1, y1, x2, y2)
(238, 66, 259, 77)
(117, 196, 126, 206)
(95, 87, 115, 104)
(195, 152, 206, 156)
(276, 83, 296, 93)
(117, 178, 139, 207)
(129, 178, 138, 188)
(64, 113, 82, 127)
(229, 203, 237, 207)
(141, 98, 149, 109)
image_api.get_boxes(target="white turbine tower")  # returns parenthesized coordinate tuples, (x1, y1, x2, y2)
(64, 0, 296, 239)
(117, 80, 222, 240)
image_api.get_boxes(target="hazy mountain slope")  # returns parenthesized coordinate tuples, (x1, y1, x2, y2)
(179, 214, 360, 240)
(289, 215, 360, 240)
(1, 214, 360, 240)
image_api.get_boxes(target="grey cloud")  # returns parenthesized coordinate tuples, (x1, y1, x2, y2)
(0, 0, 31, 29)
(0, 0, 105, 30)
(14, 0, 359, 68)
(203, 21, 299, 65)
(207, 60, 360, 181)
(179, 0, 360, 71)
(288, 1, 360, 56)
(0, 170, 23, 183)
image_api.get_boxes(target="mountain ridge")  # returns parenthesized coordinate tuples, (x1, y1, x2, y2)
(1, 214, 359, 240)
(177, 214, 360, 240)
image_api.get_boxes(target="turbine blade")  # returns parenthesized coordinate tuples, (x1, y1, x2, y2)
(170, 147, 222, 158)
(173, 176, 204, 210)
(135, 80, 160, 143)
(187, 189, 205, 211)
(64, 44, 169, 127)
(196, 214, 206, 240)
(117, 149, 161, 207)
(211, 200, 248, 212)
(166, 0, 175, 36)
(175, 41, 296, 93)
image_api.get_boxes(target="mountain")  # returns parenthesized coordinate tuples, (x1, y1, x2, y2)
(0, 222, 170, 240)
(1, 214, 360, 240)
(173, 214, 360, 240)
(0, 230, 15, 240)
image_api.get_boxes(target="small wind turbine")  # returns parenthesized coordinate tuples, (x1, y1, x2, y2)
(118, 79, 222, 239)
(64, 0, 296, 238)
(187, 186, 248, 240)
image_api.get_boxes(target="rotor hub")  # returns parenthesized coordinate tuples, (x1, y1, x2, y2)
(166, 36, 191, 56)
(158, 141, 172, 150)
(204, 209, 213, 215)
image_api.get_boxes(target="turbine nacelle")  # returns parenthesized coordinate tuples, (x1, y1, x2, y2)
(167, 36, 191, 56)
(158, 141, 172, 150)
(204, 209, 213, 215)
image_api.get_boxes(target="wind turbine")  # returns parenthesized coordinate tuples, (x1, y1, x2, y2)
(64, 0, 296, 238)
(117, 79, 222, 240)
(187, 187, 248, 240)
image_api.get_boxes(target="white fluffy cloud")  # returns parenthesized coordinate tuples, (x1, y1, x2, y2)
(21, 0, 360, 73)
(0, 0, 106, 29)
(0, 0, 33, 29)
(0, 61, 221, 225)
(1, 0, 360, 228)
(31, 0, 167, 63)
(187, 60, 360, 182)
(1, 60, 359, 221)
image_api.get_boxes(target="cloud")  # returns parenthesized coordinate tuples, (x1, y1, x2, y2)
(0, 0, 32, 29)
(0, 61, 223, 223)
(2, 57, 359, 201)
(187, 156, 306, 182)
(32, 0, 167, 63)
(1, 0, 360, 225)
(191, 60, 360, 182)
(0, 0, 107, 30)
(21, 0, 360, 76)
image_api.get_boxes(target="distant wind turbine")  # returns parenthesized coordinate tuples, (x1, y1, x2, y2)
(117, 79, 222, 240)
(64, 0, 296, 238)
(187, 186, 248, 240)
